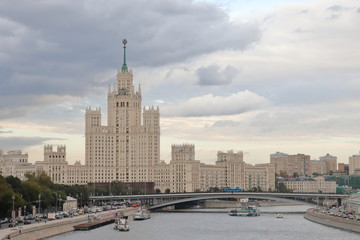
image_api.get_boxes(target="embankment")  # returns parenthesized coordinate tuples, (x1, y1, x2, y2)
(304, 209, 360, 233)
(0, 208, 137, 240)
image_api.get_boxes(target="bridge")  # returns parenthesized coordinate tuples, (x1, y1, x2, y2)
(89, 192, 348, 210)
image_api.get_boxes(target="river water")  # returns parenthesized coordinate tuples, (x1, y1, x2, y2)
(47, 205, 359, 240)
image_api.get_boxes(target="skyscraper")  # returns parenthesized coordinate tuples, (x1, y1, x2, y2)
(85, 39, 160, 184)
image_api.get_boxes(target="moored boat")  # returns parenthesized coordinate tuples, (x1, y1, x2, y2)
(228, 205, 260, 216)
(133, 210, 151, 220)
(114, 217, 129, 231)
(276, 213, 283, 218)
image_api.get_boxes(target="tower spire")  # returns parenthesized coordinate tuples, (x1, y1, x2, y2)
(121, 39, 128, 72)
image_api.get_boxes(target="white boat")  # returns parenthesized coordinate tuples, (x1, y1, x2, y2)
(276, 213, 283, 218)
(133, 210, 151, 220)
(114, 218, 130, 231)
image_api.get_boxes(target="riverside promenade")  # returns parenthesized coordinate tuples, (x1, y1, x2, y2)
(0, 208, 137, 240)
(304, 208, 360, 233)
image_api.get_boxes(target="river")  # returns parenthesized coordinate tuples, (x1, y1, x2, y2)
(46, 205, 359, 240)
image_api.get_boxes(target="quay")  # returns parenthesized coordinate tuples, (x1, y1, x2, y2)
(304, 208, 360, 234)
(0, 208, 137, 240)
(73, 216, 117, 231)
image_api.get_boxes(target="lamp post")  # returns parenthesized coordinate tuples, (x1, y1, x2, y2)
(38, 193, 41, 214)
(59, 198, 62, 211)
(12, 195, 15, 218)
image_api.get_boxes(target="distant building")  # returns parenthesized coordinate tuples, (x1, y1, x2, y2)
(270, 152, 310, 176)
(245, 163, 275, 191)
(349, 153, 360, 175)
(338, 163, 349, 175)
(319, 153, 337, 173)
(271, 152, 337, 176)
(0, 149, 36, 180)
(279, 177, 336, 193)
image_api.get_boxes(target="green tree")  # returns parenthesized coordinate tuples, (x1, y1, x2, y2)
(279, 170, 288, 178)
(0, 175, 25, 217)
(110, 181, 126, 195)
(292, 172, 299, 178)
(5, 175, 24, 194)
(277, 182, 293, 193)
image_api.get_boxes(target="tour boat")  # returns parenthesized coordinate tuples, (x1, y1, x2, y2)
(228, 205, 260, 216)
(133, 210, 151, 220)
(114, 217, 129, 231)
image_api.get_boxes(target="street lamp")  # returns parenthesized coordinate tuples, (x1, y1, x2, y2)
(55, 193, 57, 212)
(38, 193, 41, 214)
(12, 195, 15, 218)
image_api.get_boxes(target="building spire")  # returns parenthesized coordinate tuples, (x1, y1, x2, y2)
(121, 39, 128, 72)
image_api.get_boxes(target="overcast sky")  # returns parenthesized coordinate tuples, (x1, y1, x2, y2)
(1, 0, 360, 165)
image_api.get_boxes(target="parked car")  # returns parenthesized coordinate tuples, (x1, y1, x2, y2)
(0, 218, 9, 224)
(23, 220, 31, 225)
(8, 221, 17, 227)
(15, 217, 24, 223)
(25, 214, 34, 220)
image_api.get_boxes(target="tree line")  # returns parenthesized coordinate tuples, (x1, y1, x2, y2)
(0, 171, 131, 218)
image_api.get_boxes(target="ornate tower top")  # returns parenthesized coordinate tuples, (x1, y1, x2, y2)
(121, 39, 128, 72)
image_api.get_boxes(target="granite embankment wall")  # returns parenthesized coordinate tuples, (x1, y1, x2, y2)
(0, 208, 137, 240)
(304, 209, 360, 233)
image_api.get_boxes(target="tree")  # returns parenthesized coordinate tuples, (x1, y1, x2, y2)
(110, 181, 126, 195)
(279, 170, 288, 178)
(276, 182, 293, 193)
(5, 176, 24, 194)
(292, 172, 299, 178)
(207, 187, 220, 193)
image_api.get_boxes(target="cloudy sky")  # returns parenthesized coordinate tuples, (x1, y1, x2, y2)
(1, 0, 360, 165)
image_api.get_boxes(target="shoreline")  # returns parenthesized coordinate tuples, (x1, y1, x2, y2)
(0, 208, 137, 240)
(304, 208, 360, 234)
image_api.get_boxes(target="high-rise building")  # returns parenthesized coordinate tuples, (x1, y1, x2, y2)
(338, 163, 349, 174)
(349, 153, 360, 175)
(270, 152, 310, 176)
(319, 153, 337, 173)
(85, 39, 160, 184)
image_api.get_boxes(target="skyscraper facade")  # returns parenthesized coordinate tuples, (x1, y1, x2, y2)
(85, 39, 160, 184)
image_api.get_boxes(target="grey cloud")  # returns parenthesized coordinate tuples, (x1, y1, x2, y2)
(211, 120, 240, 128)
(196, 65, 239, 86)
(327, 5, 343, 12)
(0, 0, 260, 120)
(0, 136, 65, 151)
(161, 90, 269, 117)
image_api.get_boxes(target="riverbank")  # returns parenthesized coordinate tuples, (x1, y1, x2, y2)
(304, 208, 360, 233)
(0, 208, 137, 240)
